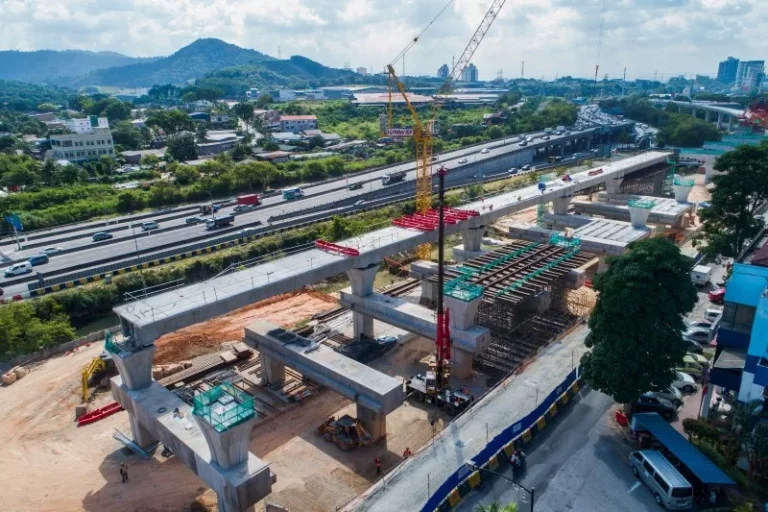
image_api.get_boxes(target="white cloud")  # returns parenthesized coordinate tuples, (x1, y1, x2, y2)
(0, 0, 765, 80)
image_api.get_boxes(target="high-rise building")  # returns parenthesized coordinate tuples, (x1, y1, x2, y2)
(736, 60, 765, 92)
(437, 64, 449, 78)
(717, 57, 739, 84)
(461, 64, 478, 82)
(356, 67, 368, 76)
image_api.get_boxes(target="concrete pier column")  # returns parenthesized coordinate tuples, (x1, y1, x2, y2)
(605, 177, 623, 194)
(357, 404, 386, 441)
(111, 344, 156, 391)
(453, 348, 474, 380)
(560, 144, 565, 157)
(727, 116, 733, 131)
(717, 112, 723, 130)
(129, 411, 159, 448)
(691, 107, 697, 118)
(347, 263, 379, 340)
(461, 225, 485, 253)
(195, 415, 257, 470)
(409, 260, 438, 304)
(444, 294, 484, 379)
(705, 110, 712, 122)
(552, 196, 571, 215)
(261, 352, 285, 385)
(628, 203, 652, 229)
(672, 176, 694, 203)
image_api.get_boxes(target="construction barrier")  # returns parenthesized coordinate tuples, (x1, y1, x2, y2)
(423, 366, 583, 512)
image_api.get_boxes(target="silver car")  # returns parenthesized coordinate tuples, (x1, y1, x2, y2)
(647, 387, 683, 408)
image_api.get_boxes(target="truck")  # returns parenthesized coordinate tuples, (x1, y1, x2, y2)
(236, 194, 260, 206)
(544, 127, 553, 134)
(556, 125, 565, 134)
(206, 214, 235, 230)
(405, 371, 473, 416)
(691, 265, 712, 286)
(381, 170, 407, 185)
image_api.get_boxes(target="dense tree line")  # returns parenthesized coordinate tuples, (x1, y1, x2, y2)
(0, 80, 72, 111)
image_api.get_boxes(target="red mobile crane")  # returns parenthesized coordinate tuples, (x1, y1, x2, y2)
(404, 167, 473, 416)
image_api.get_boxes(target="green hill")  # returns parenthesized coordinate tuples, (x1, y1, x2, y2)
(0, 49, 151, 84)
(76, 38, 274, 88)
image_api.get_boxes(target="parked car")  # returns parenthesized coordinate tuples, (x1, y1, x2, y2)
(480, 148, 490, 154)
(92, 232, 113, 242)
(647, 387, 683, 408)
(683, 327, 711, 345)
(376, 335, 398, 346)
(635, 393, 678, 419)
(185, 216, 203, 225)
(686, 352, 709, 366)
(141, 221, 158, 231)
(708, 288, 726, 304)
(41, 247, 63, 256)
(671, 371, 697, 393)
(682, 335, 704, 354)
(686, 320, 713, 330)
(4, 261, 32, 277)
(28, 253, 49, 266)
(676, 355, 705, 379)
(703, 308, 722, 322)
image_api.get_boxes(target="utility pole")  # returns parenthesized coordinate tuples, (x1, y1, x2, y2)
(622, 67, 627, 97)
(277, 45, 281, 59)
(521, 60, 524, 78)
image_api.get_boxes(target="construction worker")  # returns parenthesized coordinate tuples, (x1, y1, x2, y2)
(119, 462, 128, 483)
(402, 447, 412, 458)
(374, 456, 382, 475)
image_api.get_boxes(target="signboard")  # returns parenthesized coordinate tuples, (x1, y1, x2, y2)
(386, 128, 414, 138)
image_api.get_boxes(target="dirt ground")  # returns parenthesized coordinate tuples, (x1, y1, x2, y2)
(154, 290, 337, 364)
(0, 311, 462, 512)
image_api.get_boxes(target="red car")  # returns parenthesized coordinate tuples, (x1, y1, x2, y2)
(708, 288, 726, 304)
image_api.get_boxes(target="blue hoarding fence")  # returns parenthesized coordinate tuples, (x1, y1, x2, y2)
(422, 366, 583, 511)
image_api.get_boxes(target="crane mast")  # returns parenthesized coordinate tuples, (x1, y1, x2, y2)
(386, 0, 507, 260)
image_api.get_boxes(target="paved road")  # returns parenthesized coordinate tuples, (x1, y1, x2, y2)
(0, 127, 614, 292)
(457, 389, 659, 512)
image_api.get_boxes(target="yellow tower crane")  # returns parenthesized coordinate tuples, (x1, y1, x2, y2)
(386, 0, 508, 259)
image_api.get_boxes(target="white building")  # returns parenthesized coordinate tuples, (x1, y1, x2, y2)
(356, 67, 368, 76)
(279, 115, 318, 133)
(735, 60, 764, 92)
(65, 116, 109, 134)
(49, 116, 114, 162)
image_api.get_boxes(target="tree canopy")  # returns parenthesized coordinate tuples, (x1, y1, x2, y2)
(146, 109, 195, 138)
(581, 238, 697, 410)
(697, 141, 768, 258)
(167, 133, 198, 162)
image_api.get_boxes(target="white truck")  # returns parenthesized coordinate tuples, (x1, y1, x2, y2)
(556, 125, 565, 134)
(544, 127, 553, 135)
(691, 265, 712, 286)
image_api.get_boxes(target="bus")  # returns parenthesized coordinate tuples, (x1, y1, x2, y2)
(282, 187, 304, 200)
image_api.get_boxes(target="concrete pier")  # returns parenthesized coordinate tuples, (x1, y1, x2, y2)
(111, 344, 155, 390)
(673, 176, 694, 203)
(410, 260, 439, 304)
(628, 201, 653, 229)
(347, 263, 379, 340)
(552, 196, 571, 215)
(261, 352, 286, 385)
(454, 225, 486, 263)
(244, 321, 403, 440)
(444, 295, 484, 379)
(605, 176, 623, 194)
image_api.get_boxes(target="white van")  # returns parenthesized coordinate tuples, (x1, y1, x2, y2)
(629, 450, 693, 509)
(141, 221, 159, 231)
(4, 261, 33, 277)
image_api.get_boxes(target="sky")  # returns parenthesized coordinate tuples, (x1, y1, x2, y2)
(0, 0, 766, 81)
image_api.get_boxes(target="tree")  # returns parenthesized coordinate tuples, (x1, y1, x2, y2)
(196, 122, 209, 143)
(255, 94, 272, 109)
(581, 238, 697, 415)
(0, 135, 16, 153)
(697, 142, 768, 258)
(231, 102, 255, 131)
(146, 110, 195, 139)
(173, 165, 201, 186)
(167, 133, 198, 162)
(102, 101, 132, 123)
(1, 165, 38, 188)
(111, 121, 144, 150)
(475, 501, 518, 512)
(36, 102, 58, 113)
(40, 159, 59, 186)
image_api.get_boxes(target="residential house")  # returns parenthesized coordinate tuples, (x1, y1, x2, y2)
(256, 151, 291, 163)
(196, 131, 242, 157)
(280, 115, 318, 133)
(122, 148, 166, 165)
(210, 114, 231, 124)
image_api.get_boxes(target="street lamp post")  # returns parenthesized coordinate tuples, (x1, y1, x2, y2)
(464, 461, 535, 512)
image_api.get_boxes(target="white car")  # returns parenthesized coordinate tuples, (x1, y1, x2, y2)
(458, 158, 469, 164)
(648, 386, 683, 408)
(480, 148, 490, 154)
(4, 262, 32, 277)
(354, 200, 365, 206)
(703, 309, 722, 322)
(41, 247, 63, 255)
(686, 320, 713, 331)
(684, 327, 711, 345)
(671, 371, 697, 393)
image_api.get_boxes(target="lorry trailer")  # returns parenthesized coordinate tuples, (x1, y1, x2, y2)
(206, 214, 235, 230)
(382, 170, 407, 185)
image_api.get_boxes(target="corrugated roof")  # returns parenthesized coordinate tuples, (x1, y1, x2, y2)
(632, 413, 735, 485)
(749, 240, 768, 267)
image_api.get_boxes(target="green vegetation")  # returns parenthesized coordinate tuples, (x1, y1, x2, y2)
(0, 301, 76, 358)
(581, 237, 697, 415)
(599, 97, 721, 147)
(696, 141, 768, 258)
(0, 80, 73, 111)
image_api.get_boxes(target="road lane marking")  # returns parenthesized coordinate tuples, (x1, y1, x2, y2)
(628, 481, 642, 494)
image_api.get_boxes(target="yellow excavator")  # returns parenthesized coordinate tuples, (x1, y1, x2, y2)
(317, 415, 374, 451)
(81, 352, 115, 403)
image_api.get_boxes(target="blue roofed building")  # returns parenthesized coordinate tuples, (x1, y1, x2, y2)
(709, 234, 768, 403)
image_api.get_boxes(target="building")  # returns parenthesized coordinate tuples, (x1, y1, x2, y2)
(196, 131, 242, 157)
(717, 57, 739, 84)
(437, 64, 449, 78)
(352, 92, 434, 107)
(121, 148, 166, 165)
(209, 114, 231, 124)
(735, 60, 765, 92)
(356, 67, 368, 76)
(709, 237, 768, 404)
(461, 63, 479, 82)
(49, 116, 114, 162)
(245, 88, 260, 98)
(279, 115, 318, 132)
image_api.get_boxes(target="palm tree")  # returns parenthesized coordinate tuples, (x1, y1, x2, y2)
(475, 500, 518, 512)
